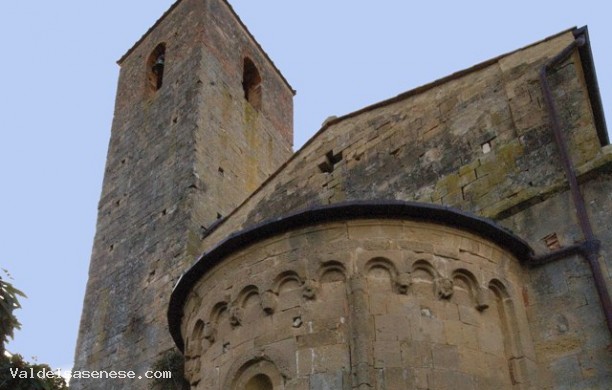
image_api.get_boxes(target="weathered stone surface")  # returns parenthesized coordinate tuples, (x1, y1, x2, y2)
(72, 0, 293, 388)
(203, 31, 607, 247)
(181, 220, 534, 388)
(190, 26, 610, 388)
(75, 0, 611, 387)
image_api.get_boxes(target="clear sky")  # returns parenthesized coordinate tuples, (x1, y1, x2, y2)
(1, 0, 610, 373)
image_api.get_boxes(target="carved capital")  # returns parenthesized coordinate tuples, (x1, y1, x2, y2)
(229, 305, 243, 327)
(203, 322, 216, 343)
(395, 272, 412, 294)
(435, 278, 454, 299)
(302, 280, 318, 300)
(261, 291, 278, 315)
(476, 287, 491, 311)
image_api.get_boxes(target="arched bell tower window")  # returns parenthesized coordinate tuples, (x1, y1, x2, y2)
(242, 57, 262, 110)
(147, 43, 166, 92)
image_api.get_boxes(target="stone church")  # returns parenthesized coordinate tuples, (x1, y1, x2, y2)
(73, 0, 611, 388)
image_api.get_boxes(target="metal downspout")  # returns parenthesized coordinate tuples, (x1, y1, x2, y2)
(538, 34, 612, 335)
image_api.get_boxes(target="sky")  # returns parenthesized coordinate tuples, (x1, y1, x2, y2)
(1, 0, 610, 373)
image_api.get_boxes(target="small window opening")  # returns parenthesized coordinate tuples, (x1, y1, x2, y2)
(147, 43, 166, 92)
(245, 374, 273, 390)
(242, 58, 262, 110)
(292, 316, 303, 328)
(481, 141, 492, 154)
(542, 233, 561, 250)
(318, 150, 343, 173)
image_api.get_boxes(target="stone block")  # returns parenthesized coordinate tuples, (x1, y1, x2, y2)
(430, 369, 476, 390)
(380, 367, 411, 388)
(374, 314, 411, 341)
(458, 305, 480, 326)
(312, 344, 350, 373)
(309, 371, 345, 390)
(374, 340, 402, 368)
(432, 343, 459, 369)
(401, 340, 433, 368)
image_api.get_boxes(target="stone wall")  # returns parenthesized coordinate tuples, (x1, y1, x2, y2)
(203, 31, 608, 245)
(198, 29, 611, 388)
(501, 176, 612, 388)
(75, 0, 611, 386)
(182, 219, 538, 389)
(73, 0, 293, 388)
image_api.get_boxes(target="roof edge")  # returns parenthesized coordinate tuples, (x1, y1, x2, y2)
(573, 26, 609, 146)
(199, 27, 579, 240)
(117, 0, 295, 93)
(169, 200, 533, 351)
(311, 27, 577, 134)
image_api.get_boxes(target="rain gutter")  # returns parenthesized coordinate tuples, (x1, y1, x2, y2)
(538, 31, 612, 335)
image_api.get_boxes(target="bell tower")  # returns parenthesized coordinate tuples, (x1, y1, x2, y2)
(72, 0, 294, 388)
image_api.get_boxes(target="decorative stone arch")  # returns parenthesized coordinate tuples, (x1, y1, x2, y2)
(146, 43, 166, 93)
(205, 301, 229, 339)
(488, 279, 522, 357)
(273, 270, 303, 294)
(169, 201, 533, 354)
(451, 268, 480, 307)
(225, 356, 286, 390)
(488, 278, 534, 387)
(209, 301, 229, 325)
(364, 257, 398, 291)
(236, 285, 260, 308)
(187, 319, 205, 357)
(236, 285, 262, 323)
(411, 259, 436, 280)
(410, 259, 437, 298)
(319, 260, 347, 283)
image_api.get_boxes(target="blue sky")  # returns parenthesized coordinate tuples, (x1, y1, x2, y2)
(1, 0, 610, 372)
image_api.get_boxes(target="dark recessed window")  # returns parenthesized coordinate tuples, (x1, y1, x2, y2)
(245, 374, 273, 390)
(147, 43, 166, 93)
(242, 57, 262, 110)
